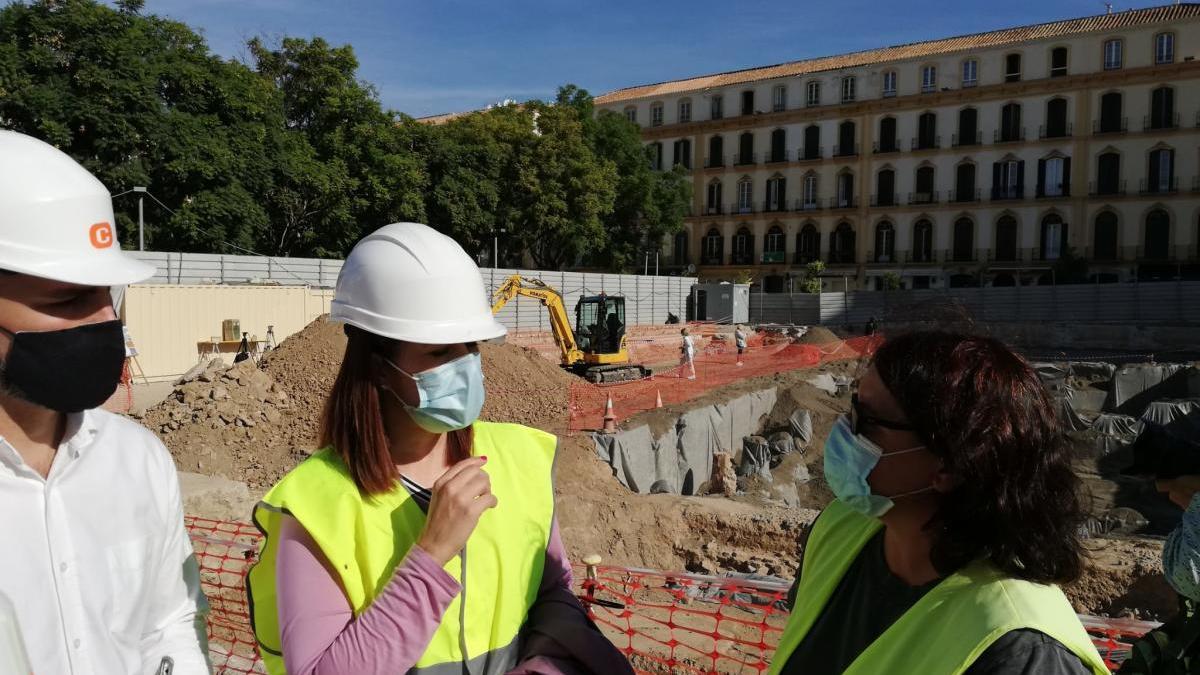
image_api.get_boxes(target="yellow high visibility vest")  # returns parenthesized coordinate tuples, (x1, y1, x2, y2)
(246, 421, 557, 675)
(769, 500, 1110, 675)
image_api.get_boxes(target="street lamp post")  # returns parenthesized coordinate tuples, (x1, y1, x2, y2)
(133, 186, 147, 251)
(493, 228, 506, 269)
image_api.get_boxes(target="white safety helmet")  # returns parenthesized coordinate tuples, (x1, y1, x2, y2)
(331, 222, 507, 344)
(0, 130, 155, 286)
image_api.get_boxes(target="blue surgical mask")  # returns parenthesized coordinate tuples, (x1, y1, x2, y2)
(823, 415, 931, 518)
(383, 352, 485, 433)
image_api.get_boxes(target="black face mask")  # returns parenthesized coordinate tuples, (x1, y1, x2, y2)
(0, 320, 126, 413)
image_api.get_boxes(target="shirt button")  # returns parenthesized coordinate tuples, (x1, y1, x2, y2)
(73, 639, 81, 649)
(59, 562, 67, 572)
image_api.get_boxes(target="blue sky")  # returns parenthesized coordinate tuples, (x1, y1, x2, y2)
(140, 0, 1132, 118)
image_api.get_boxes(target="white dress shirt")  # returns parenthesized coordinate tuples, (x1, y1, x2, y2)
(0, 408, 210, 674)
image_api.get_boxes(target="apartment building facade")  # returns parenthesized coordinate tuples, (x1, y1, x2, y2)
(596, 4, 1200, 290)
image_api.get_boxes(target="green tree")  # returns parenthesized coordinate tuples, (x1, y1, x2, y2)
(1052, 245, 1090, 284)
(801, 261, 826, 293)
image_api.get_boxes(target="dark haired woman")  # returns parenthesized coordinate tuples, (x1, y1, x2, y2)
(770, 331, 1109, 675)
(246, 223, 631, 675)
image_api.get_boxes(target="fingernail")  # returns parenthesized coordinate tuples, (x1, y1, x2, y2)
(481, 455, 488, 462)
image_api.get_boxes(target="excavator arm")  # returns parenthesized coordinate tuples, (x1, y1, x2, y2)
(491, 275, 584, 366)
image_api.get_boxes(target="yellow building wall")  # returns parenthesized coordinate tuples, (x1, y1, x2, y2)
(122, 284, 335, 381)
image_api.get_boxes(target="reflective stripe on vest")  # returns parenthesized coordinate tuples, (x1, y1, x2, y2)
(768, 500, 1110, 675)
(246, 421, 557, 675)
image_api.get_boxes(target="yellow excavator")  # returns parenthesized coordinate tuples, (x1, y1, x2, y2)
(491, 274, 651, 383)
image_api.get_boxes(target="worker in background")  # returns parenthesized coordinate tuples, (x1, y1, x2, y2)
(0, 131, 210, 673)
(605, 310, 623, 353)
(771, 331, 1109, 675)
(246, 223, 630, 675)
(679, 326, 696, 380)
(735, 325, 747, 366)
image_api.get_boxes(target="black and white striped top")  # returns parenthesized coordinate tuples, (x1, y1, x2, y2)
(400, 474, 432, 513)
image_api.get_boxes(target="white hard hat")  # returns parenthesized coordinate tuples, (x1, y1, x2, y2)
(0, 131, 155, 286)
(331, 222, 507, 344)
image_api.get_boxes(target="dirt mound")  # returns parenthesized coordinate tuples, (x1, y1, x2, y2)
(147, 315, 579, 488)
(796, 326, 840, 345)
(1066, 538, 1175, 620)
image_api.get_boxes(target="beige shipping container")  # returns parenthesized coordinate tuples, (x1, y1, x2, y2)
(121, 285, 335, 381)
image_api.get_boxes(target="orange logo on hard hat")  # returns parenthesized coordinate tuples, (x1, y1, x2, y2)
(89, 222, 114, 249)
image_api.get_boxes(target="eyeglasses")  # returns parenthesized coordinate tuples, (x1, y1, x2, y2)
(849, 393, 916, 436)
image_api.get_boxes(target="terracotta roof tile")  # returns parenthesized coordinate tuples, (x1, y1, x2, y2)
(595, 4, 1200, 105)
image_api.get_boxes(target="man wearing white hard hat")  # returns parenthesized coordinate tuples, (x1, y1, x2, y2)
(246, 223, 632, 675)
(0, 131, 210, 673)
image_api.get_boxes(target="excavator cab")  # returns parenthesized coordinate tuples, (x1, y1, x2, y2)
(575, 294, 626, 356)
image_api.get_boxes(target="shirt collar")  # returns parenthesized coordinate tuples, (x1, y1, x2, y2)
(0, 410, 100, 474)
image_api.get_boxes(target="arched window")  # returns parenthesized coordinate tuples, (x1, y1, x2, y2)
(836, 171, 855, 209)
(953, 217, 975, 262)
(1150, 86, 1176, 130)
(875, 221, 895, 263)
(955, 162, 977, 203)
(875, 169, 896, 206)
(1148, 147, 1176, 194)
(1093, 212, 1118, 261)
(736, 177, 754, 213)
(737, 132, 755, 165)
(707, 135, 724, 168)
(913, 166, 936, 204)
(1099, 92, 1123, 133)
(836, 120, 856, 157)
(1005, 53, 1022, 82)
(878, 117, 898, 153)
(673, 230, 690, 266)
(732, 227, 754, 265)
(912, 219, 934, 263)
(1097, 152, 1121, 195)
(830, 223, 856, 264)
(999, 103, 1022, 142)
(956, 107, 979, 146)
(1050, 47, 1069, 77)
(995, 216, 1018, 262)
(765, 175, 787, 212)
(764, 225, 786, 263)
(1144, 209, 1170, 260)
(769, 129, 787, 163)
(803, 124, 821, 160)
(1044, 98, 1069, 138)
(916, 112, 937, 150)
(796, 224, 820, 263)
(648, 142, 663, 171)
(705, 179, 723, 214)
(1040, 213, 1067, 261)
(801, 173, 819, 210)
(702, 228, 724, 265)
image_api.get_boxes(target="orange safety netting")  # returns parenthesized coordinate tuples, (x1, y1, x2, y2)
(185, 518, 1157, 675)
(570, 331, 884, 433)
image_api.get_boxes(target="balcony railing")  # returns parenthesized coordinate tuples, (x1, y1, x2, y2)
(904, 250, 939, 264)
(734, 152, 758, 166)
(1139, 177, 1179, 195)
(991, 186, 1025, 201)
(704, 156, 724, 169)
(987, 249, 1021, 263)
(1038, 122, 1073, 139)
(702, 204, 727, 216)
(873, 139, 903, 154)
(950, 188, 982, 203)
(761, 251, 786, 264)
(994, 127, 1026, 143)
(794, 251, 820, 264)
(1035, 185, 1070, 199)
(1144, 113, 1181, 131)
(944, 248, 979, 263)
(731, 252, 754, 266)
(908, 190, 940, 205)
(1136, 245, 1179, 262)
(1084, 246, 1121, 262)
(826, 251, 856, 265)
(952, 131, 982, 147)
(870, 193, 898, 207)
(830, 196, 857, 210)
(762, 200, 789, 214)
(764, 149, 791, 164)
(732, 202, 758, 215)
(832, 143, 859, 158)
(700, 254, 724, 266)
(798, 146, 824, 161)
(867, 250, 899, 264)
(911, 135, 941, 151)
(1093, 117, 1128, 135)
(794, 197, 825, 211)
(1089, 180, 1127, 197)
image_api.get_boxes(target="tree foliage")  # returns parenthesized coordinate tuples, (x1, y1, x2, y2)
(0, 1, 687, 271)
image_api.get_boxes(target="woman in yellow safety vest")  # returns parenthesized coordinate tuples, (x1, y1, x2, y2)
(246, 222, 631, 675)
(771, 331, 1111, 675)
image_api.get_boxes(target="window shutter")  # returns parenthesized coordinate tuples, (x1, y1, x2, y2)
(992, 162, 1002, 192)
(778, 178, 787, 208)
(1017, 161, 1025, 196)
(1148, 151, 1161, 189)
(1037, 159, 1046, 197)
(673, 142, 681, 168)
(1062, 157, 1071, 196)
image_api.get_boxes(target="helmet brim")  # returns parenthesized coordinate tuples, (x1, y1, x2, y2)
(4, 254, 156, 287)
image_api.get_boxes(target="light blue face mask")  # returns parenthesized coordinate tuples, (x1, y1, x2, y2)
(823, 415, 931, 518)
(383, 351, 485, 434)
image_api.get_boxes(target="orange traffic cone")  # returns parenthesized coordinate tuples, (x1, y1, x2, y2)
(655, 390, 663, 409)
(602, 396, 617, 433)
